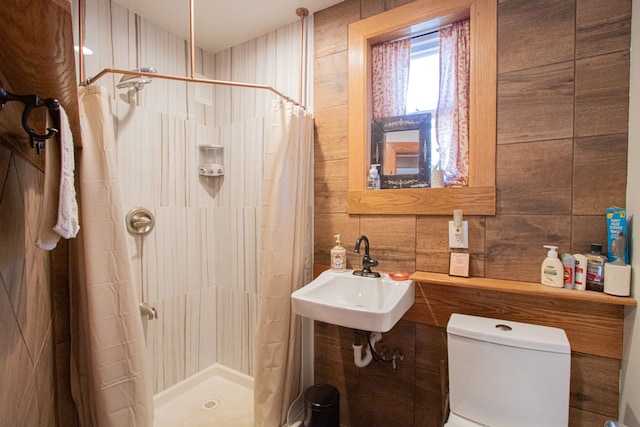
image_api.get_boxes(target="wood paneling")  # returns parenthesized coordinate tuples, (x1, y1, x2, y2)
(314, 51, 350, 111)
(0, 147, 63, 425)
(405, 280, 628, 358)
(416, 215, 485, 276)
(361, 0, 417, 19)
(55, 342, 78, 427)
(314, 104, 349, 162)
(497, 139, 573, 215)
(314, 212, 361, 269)
(0, 73, 46, 172)
(485, 214, 572, 282)
(314, 158, 349, 213)
(415, 367, 446, 426)
(569, 406, 613, 427)
(348, 186, 496, 215)
(575, 51, 631, 138)
(415, 322, 448, 371)
(571, 215, 609, 256)
(416, 216, 452, 274)
(314, 0, 361, 58)
(360, 215, 416, 272)
(576, 0, 632, 59)
(573, 134, 628, 215)
(497, 0, 575, 74)
(497, 61, 574, 145)
(0, 144, 10, 191)
(570, 352, 620, 417)
(0, 0, 82, 172)
(356, 320, 415, 426)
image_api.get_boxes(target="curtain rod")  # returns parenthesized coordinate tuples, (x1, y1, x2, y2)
(78, 0, 307, 108)
(83, 68, 300, 106)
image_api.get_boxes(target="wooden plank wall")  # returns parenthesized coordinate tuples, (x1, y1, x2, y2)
(0, 1, 80, 425)
(0, 0, 82, 171)
(313, 0, 632, 425)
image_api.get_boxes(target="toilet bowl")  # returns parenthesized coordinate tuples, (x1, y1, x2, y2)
(445, 314, 571, 427)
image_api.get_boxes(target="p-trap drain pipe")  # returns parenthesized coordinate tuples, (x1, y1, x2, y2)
(352, 330, 382, 368)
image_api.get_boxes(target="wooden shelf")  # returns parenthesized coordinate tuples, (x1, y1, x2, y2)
(410, 271, 637, 307)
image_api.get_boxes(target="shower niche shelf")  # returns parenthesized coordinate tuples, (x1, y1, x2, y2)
(198, 144, 224, 176)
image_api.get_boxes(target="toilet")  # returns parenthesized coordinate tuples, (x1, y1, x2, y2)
(445, 314, 571, 427)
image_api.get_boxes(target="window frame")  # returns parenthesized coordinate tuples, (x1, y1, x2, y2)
(347, 0, 497, 215)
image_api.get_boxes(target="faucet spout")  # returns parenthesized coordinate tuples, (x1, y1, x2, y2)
(140, 302, 158, 320)
(354, 235, 370, 255)
(353, 235, 381, 277)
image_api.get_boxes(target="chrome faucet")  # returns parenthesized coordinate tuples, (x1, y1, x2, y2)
(353, 235, 381, 278)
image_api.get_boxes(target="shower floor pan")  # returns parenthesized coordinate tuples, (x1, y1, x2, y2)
(154, 363, 253, 427)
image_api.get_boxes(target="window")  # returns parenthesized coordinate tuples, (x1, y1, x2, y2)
(406, 31, 440, 168)
(347, 0, 497, 215)
(406, 32, 440, 115)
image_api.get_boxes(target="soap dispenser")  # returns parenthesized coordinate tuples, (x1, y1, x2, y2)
(541, 245, 564, 287)
(367, 164, 381, 190)
(331, 234, 347, 272)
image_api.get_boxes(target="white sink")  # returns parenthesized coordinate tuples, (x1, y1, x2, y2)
(291, 269, 415, 333)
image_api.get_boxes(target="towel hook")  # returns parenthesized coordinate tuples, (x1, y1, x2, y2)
(0, 81, 61, 154)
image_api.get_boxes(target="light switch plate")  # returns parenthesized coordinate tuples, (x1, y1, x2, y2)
(448, 221, 469, 249)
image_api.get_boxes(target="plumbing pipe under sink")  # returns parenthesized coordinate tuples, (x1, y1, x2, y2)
(353, 331, 382, 367)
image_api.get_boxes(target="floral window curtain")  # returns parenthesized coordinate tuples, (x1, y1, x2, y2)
(372, 38, 411, 118)
(436, 19, 470, 186)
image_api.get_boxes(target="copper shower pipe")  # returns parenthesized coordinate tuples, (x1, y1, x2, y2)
(78, 0, 308, 107)
(296, 7, 309, 106)
(78, 0, 84, 85)
(189, 0, 196, 79)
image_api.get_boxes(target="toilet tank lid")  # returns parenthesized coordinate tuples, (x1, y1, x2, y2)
(447, 314, 570, 354)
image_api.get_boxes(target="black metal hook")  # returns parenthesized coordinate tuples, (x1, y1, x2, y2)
(0, 81, 61, 154)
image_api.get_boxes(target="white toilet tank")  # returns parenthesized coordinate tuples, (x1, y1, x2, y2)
(446, 314, 571, 427)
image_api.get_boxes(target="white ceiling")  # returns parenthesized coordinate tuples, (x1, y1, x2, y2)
(113, 0, 344, 54)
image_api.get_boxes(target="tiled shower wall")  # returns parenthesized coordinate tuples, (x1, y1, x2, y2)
(80, 0, 313, 393)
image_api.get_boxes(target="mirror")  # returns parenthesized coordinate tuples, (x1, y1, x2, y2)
(371, 113, 431, 188)
(347, 0, 497, 215)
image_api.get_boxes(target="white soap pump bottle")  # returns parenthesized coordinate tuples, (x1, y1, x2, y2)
(331, 234, 347, 272)
(541, 245, 564, 287)
(367, 164, 381, 190)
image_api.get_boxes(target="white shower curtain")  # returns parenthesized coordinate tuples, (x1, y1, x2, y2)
(254, 101, 314, 427)
(70, 85, 153, 426)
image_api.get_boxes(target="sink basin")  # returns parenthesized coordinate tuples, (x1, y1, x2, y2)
(291, 269, 415, 332)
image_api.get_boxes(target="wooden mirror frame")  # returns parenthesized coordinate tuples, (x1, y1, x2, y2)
(347, 0, 497, 215)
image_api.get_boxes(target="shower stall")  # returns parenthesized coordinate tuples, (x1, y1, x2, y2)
(73, 0, 313, 423)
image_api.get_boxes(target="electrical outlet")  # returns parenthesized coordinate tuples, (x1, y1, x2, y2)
(448, 220, 469, 248)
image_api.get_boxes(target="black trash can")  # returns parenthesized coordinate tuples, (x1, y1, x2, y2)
(303, 384, 340, 427)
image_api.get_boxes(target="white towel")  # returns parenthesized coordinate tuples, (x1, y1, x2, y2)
(53, 106, 80, 239)
(36, 105, 79, 250)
